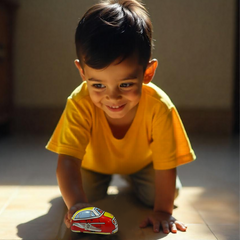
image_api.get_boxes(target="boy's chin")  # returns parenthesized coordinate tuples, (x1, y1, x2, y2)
(105, 112, 126, 120)
(103, 108, 128, 120)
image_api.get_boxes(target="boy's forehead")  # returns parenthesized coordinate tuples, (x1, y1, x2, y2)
(84, 56, 144, 80)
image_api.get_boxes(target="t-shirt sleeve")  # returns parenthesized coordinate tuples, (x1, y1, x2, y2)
(45, 97, 92, 160)
(150, 104, 196, 170)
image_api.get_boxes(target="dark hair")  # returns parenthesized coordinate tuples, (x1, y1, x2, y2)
(75, 0, 153, 71)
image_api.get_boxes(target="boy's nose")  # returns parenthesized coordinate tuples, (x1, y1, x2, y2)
(106, 88, 122, 100)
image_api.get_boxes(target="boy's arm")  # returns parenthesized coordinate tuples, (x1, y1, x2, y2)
(154, 168, 176, 214)
(140, 168, 187, 233)
(57, 154, 91, 227)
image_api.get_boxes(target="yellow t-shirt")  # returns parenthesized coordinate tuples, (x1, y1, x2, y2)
(46, 81, 196, 174)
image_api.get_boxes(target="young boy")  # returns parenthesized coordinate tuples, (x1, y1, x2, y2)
(46, 0, 196, 234)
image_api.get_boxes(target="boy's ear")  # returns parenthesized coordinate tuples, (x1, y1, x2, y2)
(143, 59, 158, 84)
(74, 59, 86, 81)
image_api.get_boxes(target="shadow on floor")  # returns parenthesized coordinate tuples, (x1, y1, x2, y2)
(58, 186, 172, 240)
(16, 197, 66, 240)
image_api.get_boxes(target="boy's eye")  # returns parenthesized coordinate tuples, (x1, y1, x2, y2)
(93, 84, 105, 89)
(120, 83, 133, 88)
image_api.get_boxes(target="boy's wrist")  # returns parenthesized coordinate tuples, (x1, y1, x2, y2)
(153, 206, 173, 215)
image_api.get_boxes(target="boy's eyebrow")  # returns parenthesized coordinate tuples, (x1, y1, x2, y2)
(88, 78, 102, 82)
(88, 76, 138, 82)
(121, 76, 138, 80)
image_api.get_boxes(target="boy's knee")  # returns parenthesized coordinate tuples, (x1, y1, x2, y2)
(136, 183, 181, 207)
(84, 189, 107, 203)
(137, 187, 155, 207)
(81, 168, 112, 203)
(131, 171, 182, 207)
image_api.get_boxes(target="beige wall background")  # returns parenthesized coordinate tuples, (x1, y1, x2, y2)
(14, 0, 236, 109)
(12, 0, 237, 135)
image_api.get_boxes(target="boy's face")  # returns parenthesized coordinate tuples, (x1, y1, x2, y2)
(79, 54, 145, 121)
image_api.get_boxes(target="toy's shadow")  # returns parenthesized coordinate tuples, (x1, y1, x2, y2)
(16, 187, 167, 240)
(16, 197, 66, 240)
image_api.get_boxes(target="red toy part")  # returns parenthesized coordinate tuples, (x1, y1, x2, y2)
(71, 207, 118, 235)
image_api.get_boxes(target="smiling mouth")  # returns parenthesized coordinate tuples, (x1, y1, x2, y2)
(108, 105, 122, 109)
(106, 104, 126, 111)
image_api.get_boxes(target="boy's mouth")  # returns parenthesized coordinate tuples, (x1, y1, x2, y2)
(106, 104, 126, 112)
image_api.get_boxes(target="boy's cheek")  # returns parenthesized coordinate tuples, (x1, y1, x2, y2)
(88, 93, 103, 108)
(126, 89, 142, 101)
(89, 92, 102, 102)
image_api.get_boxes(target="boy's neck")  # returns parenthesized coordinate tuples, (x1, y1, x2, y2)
(104, 104, 139, 139)
(105, 104, 138, 127)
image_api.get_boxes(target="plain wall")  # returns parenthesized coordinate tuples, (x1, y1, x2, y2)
(13, 0, 236, 110)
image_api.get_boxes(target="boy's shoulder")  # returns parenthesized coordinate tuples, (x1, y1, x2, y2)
(68, 81, 91, 102)
(142, 82, 175, 110)
(66, 82, 94, 112)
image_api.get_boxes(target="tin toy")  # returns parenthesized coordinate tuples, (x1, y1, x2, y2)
(71, 207, 118, 235)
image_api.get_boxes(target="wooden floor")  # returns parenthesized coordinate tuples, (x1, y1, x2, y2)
(0, 134, 239, 240)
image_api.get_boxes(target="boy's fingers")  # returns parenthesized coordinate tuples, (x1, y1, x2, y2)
(170, 222, 177, 233)
(175, 221, 187, 231)
(68, 206, 77, 220)
(161, 220, 170, 234)
(69, 206, 77, 214)
(153, 221, 160, 233)
(64, 213, 71, 228)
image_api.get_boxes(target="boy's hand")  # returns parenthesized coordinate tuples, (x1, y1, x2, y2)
(64, 203, 92, 228)
(139, 211, 187, 234)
